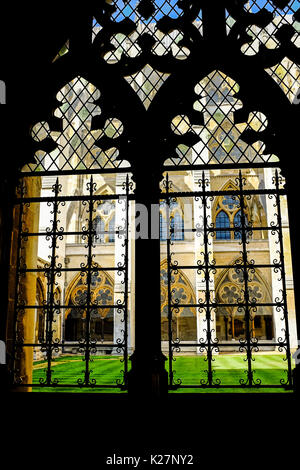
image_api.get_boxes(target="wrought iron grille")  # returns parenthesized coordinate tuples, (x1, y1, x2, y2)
(10, 173, 133, 390)
(226, 1, 300, 105)
(161, 168, 294, 390)
(5, 0, 299, 395)
(26, 76, 130, 174)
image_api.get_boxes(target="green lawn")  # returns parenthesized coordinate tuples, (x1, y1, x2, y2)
(168, 355, 293, 393)
(32, 354, 294, 393)
(32, 355, 126, 393)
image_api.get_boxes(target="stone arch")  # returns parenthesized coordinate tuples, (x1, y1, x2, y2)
(160, 259, 197, 341)
(215, 259, 274, 341)
(64, 267, 115, 342)
(35, 276, 46, 343)
(78, 186, 116, 244)
(212, 178, 268, 240)
(160, 197, 185, 241)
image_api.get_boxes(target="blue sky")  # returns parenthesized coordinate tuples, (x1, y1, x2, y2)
(113, 0, 182, 21)
(250, 0, 300, 14)
(111, 0, 299, 21)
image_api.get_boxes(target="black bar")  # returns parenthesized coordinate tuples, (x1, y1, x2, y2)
(160, 188, 286, 198)
(14, 193, 135, 204)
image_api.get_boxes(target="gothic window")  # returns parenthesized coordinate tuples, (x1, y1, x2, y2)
(160, 263, 196, 342)
(92, 200, 116, 244)
(233, 210, 243, 240)
(65, 270, 114, 342)
(8, 73, 131, 389)
(170, 211, 184, 241)
(93, 215, 105, 243)
(160, 200, 184, 241)
(108, 215, 116, 242)
(159, 212, 168, 241)
(215, 210, 231, 240)
(215, 265, 274, 342)
(5, 0, 299, 395)
(214, 185, 248, 240)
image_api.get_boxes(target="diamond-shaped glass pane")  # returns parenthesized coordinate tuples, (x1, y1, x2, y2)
(23, 77, 130, 173)
(266, 57, 300, 103)
(93, 2, 200, 61)
(52, 40, 70, 63)
(227, 1, 300, 53)
(164, 70, 279, 167)
(125, 64, 170, 109)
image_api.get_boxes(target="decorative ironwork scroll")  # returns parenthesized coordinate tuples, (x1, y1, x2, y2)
(8, 0, 299, 393)
(11, 175, 132, 390)
(161, 169, 293, 390)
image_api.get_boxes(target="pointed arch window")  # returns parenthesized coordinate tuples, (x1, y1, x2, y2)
(215, 210, 231, 239)
(233, 210, 245, 240)
(108, 215, 115, 242)
(214, 188, 248, 240)
(93, 215, 105, 243)
(215, 265, 274, 342)
(92, 200, 116, 244)
(65, 270, 114, 342)
(160, 211, 168, 241)
(160, 263, 196, 342)
(170, 211, 184, 240)
(7, 71, 132, 391)
(160, 200, 184, 241)
(5, 0, 299, 395)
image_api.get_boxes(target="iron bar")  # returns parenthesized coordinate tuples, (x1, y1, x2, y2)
(168, 303, 284, 309)
(16, 342, 126, 347)
(121, 175, 130, 387)
(201, 171, 214, 385)
(165, 173, 174, 387)
(44, 178, 60, 385)
(14, 193, 135, 204)
(274, 170, 293, 388)
(16, 304, 126, 309)
(160, 188, 286, 198)
(163, 162, 282, 173)
(18, 267, 126, 274)
(81, 175, 95, 386)
(20, 168, 132, 178)
(11, 179, 26, 385)
(168, 264, 283, 271)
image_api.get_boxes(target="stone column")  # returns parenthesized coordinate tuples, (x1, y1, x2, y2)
(38, 175, 65, 353)
(280, 187, 297, 351)
(128, 193, 135, 353)
(193, 167, 215, 353)
(114, 173, 129, 351)
(264, 168, 294, 349)
(16, 177, 41, 389)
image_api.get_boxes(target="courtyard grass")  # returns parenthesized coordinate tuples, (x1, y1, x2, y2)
(168, 354, 293, 393)
(32, 355, 126, 393)
(32, 354, 294, 393)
